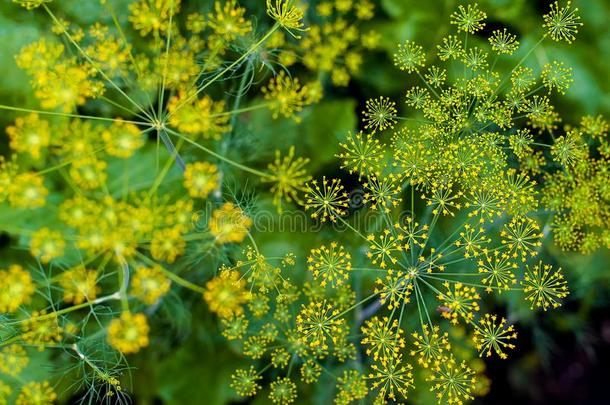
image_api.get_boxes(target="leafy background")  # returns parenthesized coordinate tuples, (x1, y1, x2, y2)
(1, 0, 609, 404)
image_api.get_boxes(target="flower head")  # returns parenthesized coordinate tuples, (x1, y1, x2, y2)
(307, 242, 352, 287)
(410, 325, 450, 368)
(543, 1, 583, 43)
(209, 202, 253, 244)
(266, 0, 307, 37)
(262, 71, 309, 121)
(361, 316, 406, 361)
(522, 261, 569, 310)
(204, 269, 251, 319)
(264, 146, 311, 211)
(107, 312, 150, 354)
(16, 381, 57, 405)
(426, 356, 476, 405)
(269, 377, 297, 404)
(393, 40, 425, 73)
(473, 314, 517, 359)
(131, 266, 171, 305)
(0, 265, 35, 313)
(362, 97, 398, 133)
(488, 29, 519, 55)
(184, 161, 221, 199)
(368, 355, 414, 401)
(231, 366, 262, 397)
(450, 3, 486, 34)
(304, 177, 349, 222)
(337, 131, 384, 179)
(58, 266, 99, 304)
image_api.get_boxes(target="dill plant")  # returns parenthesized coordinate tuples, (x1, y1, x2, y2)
(0, 1, 606, 405)
(0, 0, 380, 402)
(207, 2, 602, 405)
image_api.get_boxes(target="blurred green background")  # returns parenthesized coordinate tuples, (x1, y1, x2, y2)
(1, 0, 609, 404)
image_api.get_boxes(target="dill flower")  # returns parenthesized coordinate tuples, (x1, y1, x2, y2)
(450, 3, 486, 34)
(183, 162, 221, 199)
(221, 314, 249, 340)
(16, 381, 57, 405)
(107, 312, 150, 354)
(0, 344, 29, 376)
(410, 325, 450, 369)
(69, 157, 108, 190)
(368, 355, 414, 401)
(8, 172, 48, 209)
(426, 356, 476, 405)
(463, 46, 488, 71)
(304, 177, 349, 222)
(367, 229, 404, 269)
(13, 0, 52, 10)
(580, 115, 609, 140)
(500, 216, 543, 261)
(29, 227, 65, 264)
(6, 113, 50, 159)
(510, 67, 536, 95)
(437, 35, 463, 61)
(131, 266, 171, 305)
(204, 269, 251, 319)
(335, 370, 368, 405)
(167, 92, 232, 140)
(363, 175, 403, 213)
(488, 28, 519, 55)
(361, 316, 406, 361)
(374, 271, 413, 310)
(231, 366, 262, 397)
(271, 347, 291, 368)
(150, 227, 186, 263)
(262, 70, 308, 121)
(243, 335, 269, 360)
(425, 187, 463, 217)
(477, 252, 517, 292)
(296, 300, 346, 350)
(337, 131, 384, 179)
(437, 282, 480, 325)
(0, 264, 35, 313)
(542, 61, 574, 94)
(102, 119, 144, 158)
(21, 311, 63, 349)
(0, 381, 10, 405)
(263, 146, 311, 211)
(300, 358, 322, 384)
(543, 1, 583, 43)
(393, 40, 425, 73)
(455, 224, 491, 258)
(473, 314, 517, 359)
(209, 202, 253, 244)
(425, 66, 447, 88)
(266, 0, 307, 37)
(208, 0, 252, 40)
(551, 130, 586, 167)
(128, 0, 181, 36)
(269, 377, 297, 404)
(307, 242, 352, 287)
(362, 96, 398, 133)
(509, 129, 533, 159)
(58, 267, 99, 304)
(522, 261, 570, 311)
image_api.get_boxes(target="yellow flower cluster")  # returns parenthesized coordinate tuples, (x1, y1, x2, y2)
(107, 312, 150, 354)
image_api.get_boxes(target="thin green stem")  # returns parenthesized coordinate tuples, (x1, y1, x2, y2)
(0, 104, 146, 126)
(165, 128, 271, 178)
